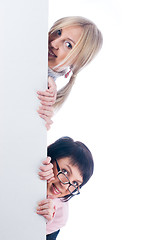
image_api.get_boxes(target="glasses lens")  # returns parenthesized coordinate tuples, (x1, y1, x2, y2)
(57, 172, 69, 184)
(57, 173, 80, 196)
(68, 185, 80, 195)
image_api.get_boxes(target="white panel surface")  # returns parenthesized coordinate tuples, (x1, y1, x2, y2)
(0, 1, 48, 239)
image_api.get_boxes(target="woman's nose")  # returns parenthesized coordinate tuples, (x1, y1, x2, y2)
(51, 39, 59, 50)
(61, 183, 69, 191)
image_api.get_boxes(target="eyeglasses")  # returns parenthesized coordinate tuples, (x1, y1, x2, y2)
(55, 159, 80, 196)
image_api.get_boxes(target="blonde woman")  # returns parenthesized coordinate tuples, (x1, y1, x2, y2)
(37, 16, 103, 129)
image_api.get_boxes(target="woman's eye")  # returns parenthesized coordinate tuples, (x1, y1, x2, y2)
(62, 169, 68, 175)
(57, 29, 62, 36)
(65, 41, 72, 49)
(73, 181, 79, 187)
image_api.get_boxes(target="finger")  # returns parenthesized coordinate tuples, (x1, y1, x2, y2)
(37, 206, 48, 212)
(38, 169, 54, 178)
(38, 105, 53, 112)
(40, 101, 55, 106)
(39, 105, 54, 112)
(44, 91, 57, 101)
(37, 203, 52, 211)
(38, 199, 51, 206)
(42, 157, 52, 165)
(47, 85, 57, 94)
(48, 77, 57, 90)
(46, 123, 51, 131)
(38, 95, 55, 103)
(38, 98, 55, 107)
(39, 170, 54, 179)
(37, 91, 55, 97)
(38, 114, 53, 124)
(36, 209, 51, 216)
(39, 172, 54, 180)
(36, 205, 55, 216)
(37, 109, 53, 118)
(37, 207, 55, 217)
(40, 173, 55, 183)
(40, 158, 53, 174)
(37, 206, 56, 218)
(46, 88, 56, 94)
(38, 114, 53, 130)
(39, 163, 53, 172)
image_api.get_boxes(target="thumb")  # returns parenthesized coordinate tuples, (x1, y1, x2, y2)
(42, 157, 51, 165)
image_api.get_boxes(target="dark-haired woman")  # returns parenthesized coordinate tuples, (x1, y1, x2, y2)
(37, 137, 94, 240)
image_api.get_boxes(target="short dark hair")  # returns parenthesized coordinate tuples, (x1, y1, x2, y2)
(47, 136, 94, 201)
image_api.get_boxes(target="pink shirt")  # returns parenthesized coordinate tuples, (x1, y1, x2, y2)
(46, 198, 69, 235)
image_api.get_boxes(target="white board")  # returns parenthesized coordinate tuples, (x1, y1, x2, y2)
(0, 1, 48, 239)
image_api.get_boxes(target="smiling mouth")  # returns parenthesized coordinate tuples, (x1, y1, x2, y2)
(48, 49, 57, 58)
(52, 184, 61, 195)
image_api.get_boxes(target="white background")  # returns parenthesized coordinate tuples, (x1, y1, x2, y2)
(48, 0, 161, 239)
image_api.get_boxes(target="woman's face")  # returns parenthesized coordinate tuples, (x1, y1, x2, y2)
(48, 26, 83, 70)
(47, 157, 83, 199)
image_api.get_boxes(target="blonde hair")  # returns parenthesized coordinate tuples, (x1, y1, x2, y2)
(49, 16, 103, 110)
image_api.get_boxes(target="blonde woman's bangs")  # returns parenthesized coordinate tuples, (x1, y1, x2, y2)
(49, 16, 87, 35)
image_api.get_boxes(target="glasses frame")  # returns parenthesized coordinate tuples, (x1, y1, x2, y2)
(55, 158, 80, 196)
